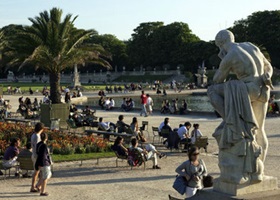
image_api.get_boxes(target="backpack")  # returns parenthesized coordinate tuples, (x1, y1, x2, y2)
(127, 148, 143, 167)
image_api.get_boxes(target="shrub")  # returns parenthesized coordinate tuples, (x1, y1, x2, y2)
(0, 122, 110, 155)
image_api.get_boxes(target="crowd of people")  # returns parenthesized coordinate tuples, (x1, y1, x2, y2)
(99, 96, 115, 110)
(158, 118, 203, 151)
(69, 104, 97, 127)
(161, 99, 188, 115)
(17, 96, 39, 119)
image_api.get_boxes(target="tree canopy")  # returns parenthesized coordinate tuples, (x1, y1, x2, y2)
(5, 7, 111, 103)
(229, 10, 280, 67)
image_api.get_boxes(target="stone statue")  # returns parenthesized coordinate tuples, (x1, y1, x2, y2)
(208, 30, 273, 186)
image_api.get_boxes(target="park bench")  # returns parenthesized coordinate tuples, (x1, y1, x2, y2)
(85, 129, 134, 139)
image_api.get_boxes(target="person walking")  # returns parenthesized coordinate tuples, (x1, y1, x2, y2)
(35, 132, 52, 196)
(146, 94, 153, 115)
(30, 122, 44, 193)
(140, 90, 148, 117)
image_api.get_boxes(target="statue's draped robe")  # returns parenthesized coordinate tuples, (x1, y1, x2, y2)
(220, 80, 259, 174)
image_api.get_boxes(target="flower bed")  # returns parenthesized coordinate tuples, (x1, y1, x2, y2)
(0, 122, 111, 155)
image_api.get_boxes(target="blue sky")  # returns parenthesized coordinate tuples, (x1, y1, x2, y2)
(0, 0, 279, 41)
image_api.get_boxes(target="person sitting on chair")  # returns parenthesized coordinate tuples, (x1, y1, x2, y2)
(116, 115, 130, 133)
(98, 117, 116, 131)
(130, 138, 163, 169)
(190, 124, 203, 144)
(71, 113, 84, 127)
(177, 122, 192, 150)
(18, 142, 33, 177)
(130, 117, 146, 142)
(158, 118, 172, 134)
(2, 138, 21, 176)
(111, 136, 128, 158)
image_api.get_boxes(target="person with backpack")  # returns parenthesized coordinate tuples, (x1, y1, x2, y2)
(129, 138, 164, 169)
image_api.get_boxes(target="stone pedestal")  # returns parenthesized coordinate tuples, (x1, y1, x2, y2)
(214, 176, 278, 196)
(180, 186, 280, 200)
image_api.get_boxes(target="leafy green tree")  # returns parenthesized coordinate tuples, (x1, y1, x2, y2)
(0, 30, 9, 78)
(127, 21, 215, 70)
(229, 10, 280, 68)
(7, 7, 110, 103)
(87, 34, 127, 71)
(151, 22, 200, 67)
(127, 22, 164, 67)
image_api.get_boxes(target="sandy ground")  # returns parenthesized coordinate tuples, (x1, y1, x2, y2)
(0, 92, 280, 200)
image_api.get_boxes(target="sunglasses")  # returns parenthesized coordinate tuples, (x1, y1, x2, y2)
(192, 153, 200, 156)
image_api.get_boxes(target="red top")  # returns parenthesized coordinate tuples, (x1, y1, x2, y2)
(140, 94, 147, 104)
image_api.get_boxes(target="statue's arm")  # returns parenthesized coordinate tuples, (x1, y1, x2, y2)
(263, 56, 274, 89)
(213, 58, 231, 83)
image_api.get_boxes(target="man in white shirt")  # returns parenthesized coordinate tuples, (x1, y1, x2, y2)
(98, 117, 116, 131)
(146, 94, 153, 115)
(158, 118, 170, 133)
(30, 122, 44, 192)
(130, 138, 162, 169)
(104, 98, 111, 110)
(109, 98, 115, 109)
(177, 122, 192, 150)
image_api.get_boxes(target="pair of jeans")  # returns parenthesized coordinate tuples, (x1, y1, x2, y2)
(140, 104, 147, 116)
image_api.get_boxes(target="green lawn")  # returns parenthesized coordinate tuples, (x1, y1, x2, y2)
(0, 82, 108, 93)
(52, 152, 115, 162)
(113, 74, 171, 83)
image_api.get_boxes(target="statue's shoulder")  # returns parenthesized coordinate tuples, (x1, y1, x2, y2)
(239, 42, 259, 51)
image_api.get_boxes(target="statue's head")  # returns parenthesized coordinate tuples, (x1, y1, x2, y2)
(215, 30, 235, 48)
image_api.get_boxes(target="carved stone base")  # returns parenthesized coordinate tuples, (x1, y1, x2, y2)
(213, 176, 278, 196)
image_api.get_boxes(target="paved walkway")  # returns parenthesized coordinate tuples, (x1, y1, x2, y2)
(1, 108, 279, 199)
(1, 88, 280, 199)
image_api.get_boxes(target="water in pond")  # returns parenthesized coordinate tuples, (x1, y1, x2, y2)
(83, 94, 214, 112)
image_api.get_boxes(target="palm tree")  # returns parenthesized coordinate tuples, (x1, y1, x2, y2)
(8, 7, 111, 103)
(0, 31, 5, 60)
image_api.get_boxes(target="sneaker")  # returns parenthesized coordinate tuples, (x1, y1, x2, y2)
(40, 193, 49, 196)
(30, 188, 39, 193)
(152, 165, 161, 169)
(159, 153, 167, 159)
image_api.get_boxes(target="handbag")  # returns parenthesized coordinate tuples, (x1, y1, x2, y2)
(172, 175, 188, 195)
(202, 175, 213, 188)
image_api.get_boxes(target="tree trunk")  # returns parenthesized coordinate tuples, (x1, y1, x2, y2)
(49, 72, 61, 104)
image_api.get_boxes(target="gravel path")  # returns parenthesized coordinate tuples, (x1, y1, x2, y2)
(0, 94, 279, 200)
